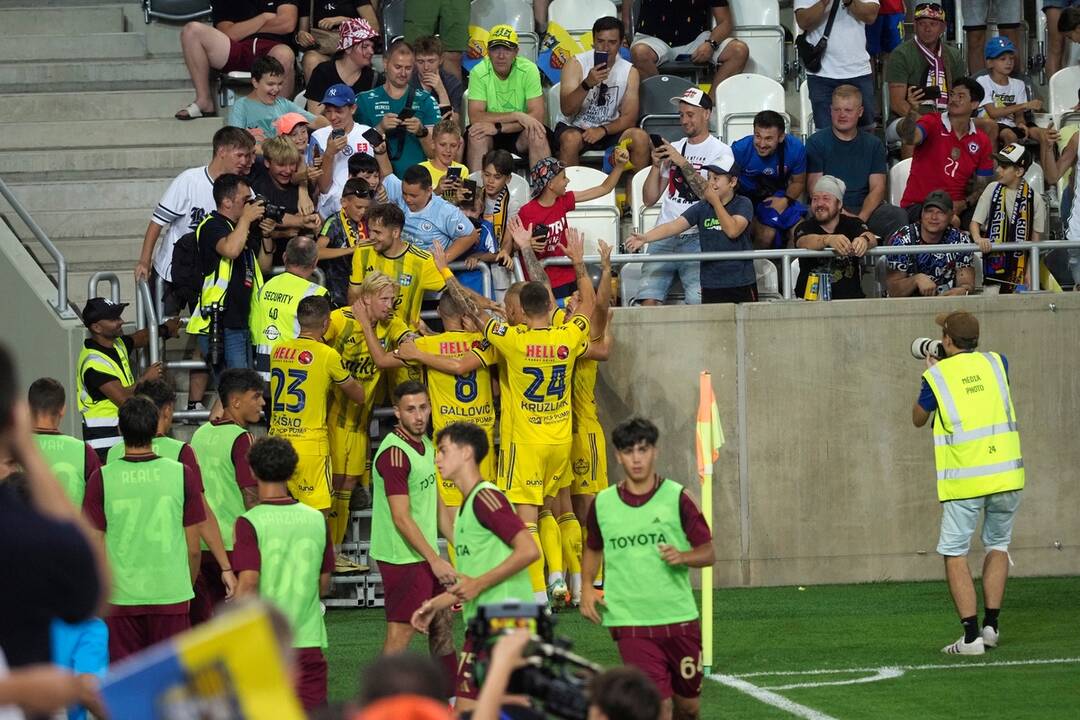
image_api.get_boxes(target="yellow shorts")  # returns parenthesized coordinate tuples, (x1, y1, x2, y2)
(436, 427, 496, 507)
(570, 427, 608, 495)
(288, 451, 333, 511)
(328, 422, 370, 480)
(502, 441, 570, 506)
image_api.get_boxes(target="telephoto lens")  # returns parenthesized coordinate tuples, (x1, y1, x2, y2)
(910, 337, 945, 360)
(208, 302, 224, 367)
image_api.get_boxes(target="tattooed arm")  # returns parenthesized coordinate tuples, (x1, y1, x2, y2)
(507, 215, 557, 307)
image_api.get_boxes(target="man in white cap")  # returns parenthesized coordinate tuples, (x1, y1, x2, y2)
(638, 88, 733, 305)
(793, 175, 878, 299)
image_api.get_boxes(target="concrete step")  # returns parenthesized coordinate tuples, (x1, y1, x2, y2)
(0, 89, 198, 122)
(3, 118, 221, 150)
(0, 32, 148, 63)
(14, 209, 153, 240)
(0, 57, 189, 94)
(0, 5, 124, 34)
(0, 145, 207, 174)
(6, 178, 173, 212)
(0, 0, 127, 6)
(29, 235, 141, 266)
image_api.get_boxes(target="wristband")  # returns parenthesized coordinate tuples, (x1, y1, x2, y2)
(580, 79, 593, 92)
(440, 267, 455, 281)
(221, 567, 232, 573)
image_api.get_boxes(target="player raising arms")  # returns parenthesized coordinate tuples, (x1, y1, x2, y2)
(410, 422, 538, 712)
(581, 418, 714, 720)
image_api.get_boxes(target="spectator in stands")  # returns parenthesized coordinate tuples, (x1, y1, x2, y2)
(555, 16, 651, 169)
(454, 189, 502, 297)
(627, 157, 758, 304)
(176, 1, 299, 120)
(883, 3, 966, 157)
(420, 118, 469, 194)
(306, 18, 381, 116)
(639, 88, 733, 305)
(960, 0, 1023, 74)
(625, 0, 749, 102)
(249, 136, 322, 264)
(899, 76, 993, 227)
(1037, 114, 1080, 285)
(228, 56, 322, 143)
(480, 150, 524, 257)
(885, 190, 976, 296)
(186, 174, 276, 372)
(465, 25, 551, 172)
(795, 0, 880, 129)
(976, 37, 1043, 149)
(318, 178, 375, 307)
(297, 1, 380, 83)
(517, 150, 630, 299)
(312, 84, 390, 218)
(392, 166, 478, 259)
(866, 0, 905, 67)
(970, 144, 1047, 293)
(1048, 5, 1080, 77)
(792, 176, 877, 299)
(357, 40, 441, 178)
(731, 110, 807, 249)
(404, 0, 469, 81)
(806, 84, 909, 241)
(412, 36, 464, 121)
(350, 152, 402, 205)
(275, 112, 325, 191)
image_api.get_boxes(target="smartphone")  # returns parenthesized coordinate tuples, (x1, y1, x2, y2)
(460, 179, 477, 202)
(531, 223, 549, 239)
(922, 86, 942, 100)
(330, 128, 346, 139)
(447, 166, 463, 180)
(362, 127, 385, 147)
(674, 53, 692, 62)
(593, 50, 609, 68)
(398, 106, 415, 120)
(649, 133, 665, 149)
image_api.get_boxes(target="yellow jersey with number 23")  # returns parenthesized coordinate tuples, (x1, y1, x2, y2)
(269, 335, 350, 451)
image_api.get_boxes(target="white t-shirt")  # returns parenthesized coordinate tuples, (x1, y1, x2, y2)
(656, 135, 734, 229)
(793, 0, 877, 79)
(312, 122, 376, 218)
(150, 165, 215, 280)
(976, 75, 1028, 128)
(555, 50, 634, 129)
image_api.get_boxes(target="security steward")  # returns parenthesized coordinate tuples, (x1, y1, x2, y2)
(76, 297, 179, 461)
(913, 311, 1024, 657)
(250, 235, 328, 382)
(187, 173, 274, 373)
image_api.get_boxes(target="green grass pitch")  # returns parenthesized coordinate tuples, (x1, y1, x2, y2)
(325, 576, 1080, 719)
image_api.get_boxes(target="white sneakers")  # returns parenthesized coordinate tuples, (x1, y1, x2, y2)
(941, 636, 985, 655)
(981, 626, 999, 648)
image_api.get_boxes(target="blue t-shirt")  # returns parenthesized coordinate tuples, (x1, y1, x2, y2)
(392, 193, 473, 251)
(918, 353, 1010, 412)
(805, 129, 888, 211)
(227, 96, 315, 139)
(354, 86, 441, 177)
(681, 194, 755, 289)
(731, 134, 807, 198)
(456, 219, 499, 298)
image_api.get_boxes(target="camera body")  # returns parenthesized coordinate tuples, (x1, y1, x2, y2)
(252, 194, 287, 223)
(911, 337, 946, 360)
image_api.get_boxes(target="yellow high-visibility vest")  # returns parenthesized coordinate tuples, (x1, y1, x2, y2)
(250, 271, 327, 370)
(923, 351, 1024, 501)
(188, 214, 265, 335)
(75, 340, 135, 452)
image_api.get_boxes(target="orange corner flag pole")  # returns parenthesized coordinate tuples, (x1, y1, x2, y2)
(696, 371, 723, 675)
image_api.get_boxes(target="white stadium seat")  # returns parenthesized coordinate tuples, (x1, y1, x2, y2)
(1027, 163, 1046, 197)
(1049, 67, 1080, 128)
(470, 0, 541, 62)
(888, 158, 911, 207)
(548, 0, 618, 37)
(639, 75, 697, 143)
(798, 77, 814, 138)
(629, 167, 660, 235)
(755, 259, 779, 297)
(563, 165, 621, 255)
(712, 73, 787, 143)
(729, 0, 785, 84)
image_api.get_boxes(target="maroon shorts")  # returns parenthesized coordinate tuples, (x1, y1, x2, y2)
(455, 632, 480, 699)
(224, 38, 285, 73)
(612, 621, 703, 700)
(191, 551, 229, 626)
(377, 559, 441, 624)
(106, 611, 191, 663)
(295, 647, 328, 710)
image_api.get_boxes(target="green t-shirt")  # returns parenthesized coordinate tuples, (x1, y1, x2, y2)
(227, 96, 316, 139)
(34, 432, 88, 508)
(354, 85, 441, 177)
(468, 57, 543, 115)
(883, 39, 966, 120)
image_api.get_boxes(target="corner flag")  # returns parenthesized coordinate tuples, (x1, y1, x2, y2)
(696, 371, 723, 674)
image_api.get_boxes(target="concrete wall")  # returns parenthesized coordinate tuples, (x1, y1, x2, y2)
(0, 221, 87, 436)
(598, 295, 1080, 587)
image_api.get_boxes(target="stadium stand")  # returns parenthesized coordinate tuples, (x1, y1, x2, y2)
(712, 73, 788, 142)
(470, 0, 543, 63)
(638, 74, 697, 142)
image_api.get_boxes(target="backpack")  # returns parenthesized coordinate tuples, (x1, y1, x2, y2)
(169, 231, 202, 309)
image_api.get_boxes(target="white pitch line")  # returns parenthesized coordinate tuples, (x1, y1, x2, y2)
(711, 674, 840, 720)
(735, 656, 1080, 678)
(764, 666, 906, 690)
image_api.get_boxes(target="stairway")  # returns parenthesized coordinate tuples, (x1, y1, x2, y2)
(0, 0, 222, 312)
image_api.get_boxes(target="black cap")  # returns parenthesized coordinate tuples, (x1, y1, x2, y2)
(81, 297, 128, 327)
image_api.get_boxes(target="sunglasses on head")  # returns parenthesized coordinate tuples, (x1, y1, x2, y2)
(343, 189, 375, 200)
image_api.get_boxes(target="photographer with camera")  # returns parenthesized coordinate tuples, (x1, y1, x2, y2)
(187, 174, 275, 374)
(581, 418, 713, 720)
(912, 311, 1024, 655)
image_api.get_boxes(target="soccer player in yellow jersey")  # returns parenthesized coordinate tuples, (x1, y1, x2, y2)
(269, 295, 365, 513)
(323, 271, 414, 566)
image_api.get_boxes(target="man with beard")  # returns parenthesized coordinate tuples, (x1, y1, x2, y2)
(793, 175, 877, 299)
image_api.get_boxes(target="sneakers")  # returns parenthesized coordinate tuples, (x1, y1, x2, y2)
(334, 554, 368, 574)
(183, 401, 206, 425)
(941, 636, 985, 655)
(548, 578, 571, 610)
(981, 626, 999, 648)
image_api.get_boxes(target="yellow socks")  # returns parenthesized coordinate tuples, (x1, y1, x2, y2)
(539, 510, 564, 585)
(331, 489, 352, 546)
(558, 512, 582, 601)
(525, 522, 546, 599)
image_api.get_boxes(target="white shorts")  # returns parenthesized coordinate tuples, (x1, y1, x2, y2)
(631, 32, 735, 66)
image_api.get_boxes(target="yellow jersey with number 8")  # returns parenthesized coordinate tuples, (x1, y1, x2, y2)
(414, 331, 498, 431)
(483, 315, 590, 445)
(269, 335, 350, 450)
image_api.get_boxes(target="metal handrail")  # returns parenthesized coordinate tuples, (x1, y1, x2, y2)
(0, 176, 75, 318)
(136, 279, 160, 367)
(87, 272, 121, 305)
(541, 241, 1080, 298)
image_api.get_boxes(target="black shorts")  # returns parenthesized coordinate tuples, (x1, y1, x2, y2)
(149, 268, 192, 316)
(701, 284, 758, 304)
(553, 122, 621, 152)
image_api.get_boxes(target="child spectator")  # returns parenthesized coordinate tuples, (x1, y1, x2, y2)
(228, 56, 322, 142)
(479, 150, 523, 257)
(275, 112, 324, 192)
(249, 136, 322, 265)
(420, 117, 469, 198)
(976, 37, 1042, 149)
(317, 177, 374, 307)
(970, 144, 1047, 293)
(455, 185, 501, 298)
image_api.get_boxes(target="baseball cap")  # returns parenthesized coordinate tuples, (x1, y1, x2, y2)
(985, 35, 1017, 59)
(322, 83, 357, 107)
(936, 310, 979, 342)
(274, 112, 309, 136)
(913, 2, 947, 22)
(529, 156, 565, 198)
(81, 297, 128, 327)
(813, 175, 847, 203)
(922, 189, 954, 214)
(702, 155, 741, 177)
(338, 17, 377, 51)
(488, 24, 519, 50)
(993, 142, 1031, 168)
(670, 87, 714, 111)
